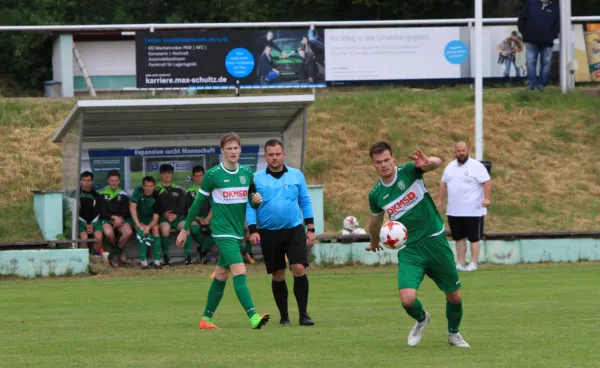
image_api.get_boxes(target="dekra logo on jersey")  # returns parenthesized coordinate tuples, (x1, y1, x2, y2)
(386, 192, 417, 216)
(223, 189, 248, 198)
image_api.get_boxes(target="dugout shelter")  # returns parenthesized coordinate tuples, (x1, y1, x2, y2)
(51, 94, 317, 258)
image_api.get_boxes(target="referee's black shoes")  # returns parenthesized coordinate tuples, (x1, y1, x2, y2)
(299, 314, 314, 326)
(280, 319, 290, 326)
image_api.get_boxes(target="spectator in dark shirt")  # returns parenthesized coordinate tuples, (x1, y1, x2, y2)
(518, 0, 560, 91)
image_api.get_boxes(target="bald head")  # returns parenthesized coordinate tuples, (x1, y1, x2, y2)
(455, 141, 469, 164)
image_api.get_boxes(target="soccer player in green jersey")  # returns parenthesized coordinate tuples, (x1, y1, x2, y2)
(130, 176, 163, 270)
(366, 141, 470, 348)
(177, 133, 270, 330)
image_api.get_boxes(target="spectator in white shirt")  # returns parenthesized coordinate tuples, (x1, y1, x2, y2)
(437, 142, 492, 272)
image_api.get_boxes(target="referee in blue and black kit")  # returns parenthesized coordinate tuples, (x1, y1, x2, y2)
(246, 139, 317, 327)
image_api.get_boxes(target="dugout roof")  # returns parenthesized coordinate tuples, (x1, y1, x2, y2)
(52, 94, 315, 142)
(52, 94, 315, 241)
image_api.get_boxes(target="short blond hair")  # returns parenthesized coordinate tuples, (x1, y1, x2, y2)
(220, 132, 241, 148)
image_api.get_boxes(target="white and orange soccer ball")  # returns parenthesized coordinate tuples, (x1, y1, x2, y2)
(342, 216, 359, 232)
(379, 221, 408, 250)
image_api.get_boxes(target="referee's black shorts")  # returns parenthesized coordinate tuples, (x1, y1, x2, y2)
(258, 224, 308, 274)
(447, 216, 484, 242)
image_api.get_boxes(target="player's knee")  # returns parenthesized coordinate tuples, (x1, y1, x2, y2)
(121, 229, 132, 239)
(399, 289, 417, 307)
(446, 290, 461, 304)
(229, 263, 247, 277)
(290, 264, 305, 277)
(272, 269, 286, 281)
(159, 223, 170, 235)
(215, 266, 231, 281)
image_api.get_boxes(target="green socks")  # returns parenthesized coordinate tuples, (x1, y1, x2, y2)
(203, 278, 226, 319)
(153, 236, 161, 261)
(233, 274, 256, 318)
(184, 234, 192, 259)
(190, 225, 202, 243)
(137, 238, 146, 261)
(403, 298, 426, 323)
(161, 236, 170, 261)
(446, 300, 463, 333)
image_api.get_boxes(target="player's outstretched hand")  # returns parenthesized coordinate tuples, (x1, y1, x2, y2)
(249, 232, 261, 246)
(409, 149, 430, 168)
(176, 230, 188, 248)
(365, 242, 383, 252)
(251, 193, 262, 204)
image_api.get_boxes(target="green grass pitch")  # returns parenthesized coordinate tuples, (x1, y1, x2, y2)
(1, 263, 599, 368)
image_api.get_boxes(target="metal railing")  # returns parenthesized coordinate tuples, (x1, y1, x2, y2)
(0, 16, 599, 32)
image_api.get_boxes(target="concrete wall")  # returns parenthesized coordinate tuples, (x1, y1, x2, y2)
(312, 238, 600, 265)
(0, 249, 89, 278)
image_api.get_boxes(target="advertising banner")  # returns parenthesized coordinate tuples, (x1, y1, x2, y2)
(88, 146, 262, 190)
(324, 27, 471, 85)
(581, 24, 600, 82)
(135, 29, 326, 89)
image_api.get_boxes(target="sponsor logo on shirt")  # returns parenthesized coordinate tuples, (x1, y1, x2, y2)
(386, 191, 417, 216)
(381, 180, 427, 220)
(223, 189, 248, 198)
(212, 187, 249, 204)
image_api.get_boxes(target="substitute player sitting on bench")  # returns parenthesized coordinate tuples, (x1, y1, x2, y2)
(99, 170, 133, 267)
(155, 164, 191, 266)
(130, 176, 163, 270)
(78, 171, 107, 255)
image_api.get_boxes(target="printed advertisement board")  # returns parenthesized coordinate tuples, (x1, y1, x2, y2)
(324, 27, 471, 85)
(135, 29, 326, 89)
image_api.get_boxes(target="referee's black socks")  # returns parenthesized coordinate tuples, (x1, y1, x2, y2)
(294, 275, 309, 318)
(272, 279, 289, 321)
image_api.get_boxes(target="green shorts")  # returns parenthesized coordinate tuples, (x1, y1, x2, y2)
(100, 218, 135, 228)
(136, 216, 154, 227)
(397, 234, 461, 293)
(215, 237, 244, 269)
(78, 219, 102, 234)
(159, 216, 186, 230)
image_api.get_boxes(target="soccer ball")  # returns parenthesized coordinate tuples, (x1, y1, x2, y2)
(379, 221, 408, 250)
(342, 216, 359, 231)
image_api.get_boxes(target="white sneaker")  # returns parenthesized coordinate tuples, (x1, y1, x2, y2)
(464, 262, 478, 272)
(407, 312, 430, 346)
(456, 263, 465, 271)
(448, 332, 470, 348)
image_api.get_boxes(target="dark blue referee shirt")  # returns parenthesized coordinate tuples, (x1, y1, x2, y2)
(246, 165, 314, 231)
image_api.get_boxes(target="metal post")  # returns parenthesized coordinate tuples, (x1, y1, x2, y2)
(566, 0, 576, 89)
(559, 0, 571, 93)
(474, 0, 483, 161)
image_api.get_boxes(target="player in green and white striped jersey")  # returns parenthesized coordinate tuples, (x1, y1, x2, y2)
(366, 141, 470, 348)
(177, 133, 270, 330)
